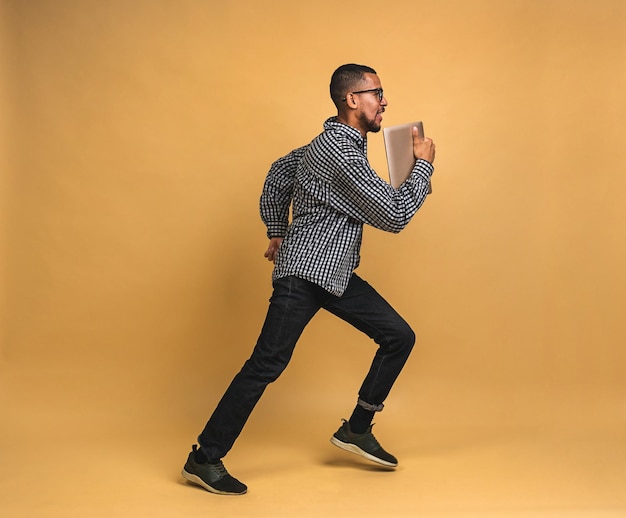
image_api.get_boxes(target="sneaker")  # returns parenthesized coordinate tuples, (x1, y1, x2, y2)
(182, 445, 247, 495)
(330, 419, 398, 468)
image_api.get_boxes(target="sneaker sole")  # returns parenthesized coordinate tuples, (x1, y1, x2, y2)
(330, 437, 398, 468)
(181, 469, 247, 495)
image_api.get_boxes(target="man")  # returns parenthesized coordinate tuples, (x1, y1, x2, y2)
(182, 63, 436, 495)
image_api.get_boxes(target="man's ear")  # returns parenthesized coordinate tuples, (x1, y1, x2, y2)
(345, 92, 358, 109)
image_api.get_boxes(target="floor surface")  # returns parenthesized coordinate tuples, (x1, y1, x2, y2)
(2, 362, 626, 517)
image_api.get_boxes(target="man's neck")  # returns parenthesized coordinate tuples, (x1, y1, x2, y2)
(336, 113, 366, 137)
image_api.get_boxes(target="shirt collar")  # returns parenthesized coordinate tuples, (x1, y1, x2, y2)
(323, 116, 367, 153)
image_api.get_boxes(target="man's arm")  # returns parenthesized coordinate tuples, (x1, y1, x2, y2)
(260, 146, 307, 260)
(327, 144, 434, 234)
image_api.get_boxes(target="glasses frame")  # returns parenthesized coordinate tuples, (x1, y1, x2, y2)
(342, 88, 384, 102)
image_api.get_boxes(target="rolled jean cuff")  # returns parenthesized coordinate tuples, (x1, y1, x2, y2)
(358, 398, 384, 412)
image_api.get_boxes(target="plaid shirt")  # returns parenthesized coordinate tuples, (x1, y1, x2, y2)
(260, 117, 433, 296)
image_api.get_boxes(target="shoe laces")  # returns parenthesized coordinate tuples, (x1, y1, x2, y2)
(210, 460, 228, 478)
(364, 430, 382, 449)
(351, 423, 383, 450)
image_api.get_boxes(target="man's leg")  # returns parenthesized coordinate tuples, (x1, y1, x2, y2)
(183, 276, 326, 494)
(324, 273, 415, 467)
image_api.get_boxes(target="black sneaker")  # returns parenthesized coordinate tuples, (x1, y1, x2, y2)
(330, 419, 398, 468)
(182, 445, 247, 495)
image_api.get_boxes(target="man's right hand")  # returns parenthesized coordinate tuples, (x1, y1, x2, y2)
(412, 126, 436, 164)
(264, 237, 283, 263)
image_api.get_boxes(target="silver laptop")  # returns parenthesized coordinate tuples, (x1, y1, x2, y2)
(383, 121, 432, 193)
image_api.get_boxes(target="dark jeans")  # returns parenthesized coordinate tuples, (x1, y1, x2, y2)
(198, 273, 415, 461)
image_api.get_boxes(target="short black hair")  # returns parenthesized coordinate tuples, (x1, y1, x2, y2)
(329, 63, 377, 109)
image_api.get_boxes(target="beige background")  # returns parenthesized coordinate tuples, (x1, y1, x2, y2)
(2, 0, 626, 516)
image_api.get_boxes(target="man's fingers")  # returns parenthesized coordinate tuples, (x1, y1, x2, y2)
(412, 126, 423, 141)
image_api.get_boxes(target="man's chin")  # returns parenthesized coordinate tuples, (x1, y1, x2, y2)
(360, 115, 382, 134)
(366, 119, 382, 133)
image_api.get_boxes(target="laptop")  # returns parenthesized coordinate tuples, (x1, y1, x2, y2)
(383, 121, 432, 193)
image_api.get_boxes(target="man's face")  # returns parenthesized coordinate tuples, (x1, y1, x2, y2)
(352, 73, 388, 134)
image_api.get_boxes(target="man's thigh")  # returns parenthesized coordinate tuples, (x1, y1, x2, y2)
(322, 274, 411, 340)
(256, 276, 327, 354)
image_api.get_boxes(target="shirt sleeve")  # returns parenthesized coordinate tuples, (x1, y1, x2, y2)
(260, 146, 307, 238)
(327, 141, 434, 233)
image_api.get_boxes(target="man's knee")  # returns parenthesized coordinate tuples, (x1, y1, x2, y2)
(244, 353, 290, 384)
(391, 320, 415, 355)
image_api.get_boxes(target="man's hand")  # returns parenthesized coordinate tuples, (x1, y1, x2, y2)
(412, 126, 436, 164)
(264, 237, 283, 263)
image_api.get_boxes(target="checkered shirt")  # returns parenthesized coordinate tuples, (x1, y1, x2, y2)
(260, 117, 433, 296)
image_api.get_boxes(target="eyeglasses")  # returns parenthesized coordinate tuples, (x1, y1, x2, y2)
(342, 88, 384, 102)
